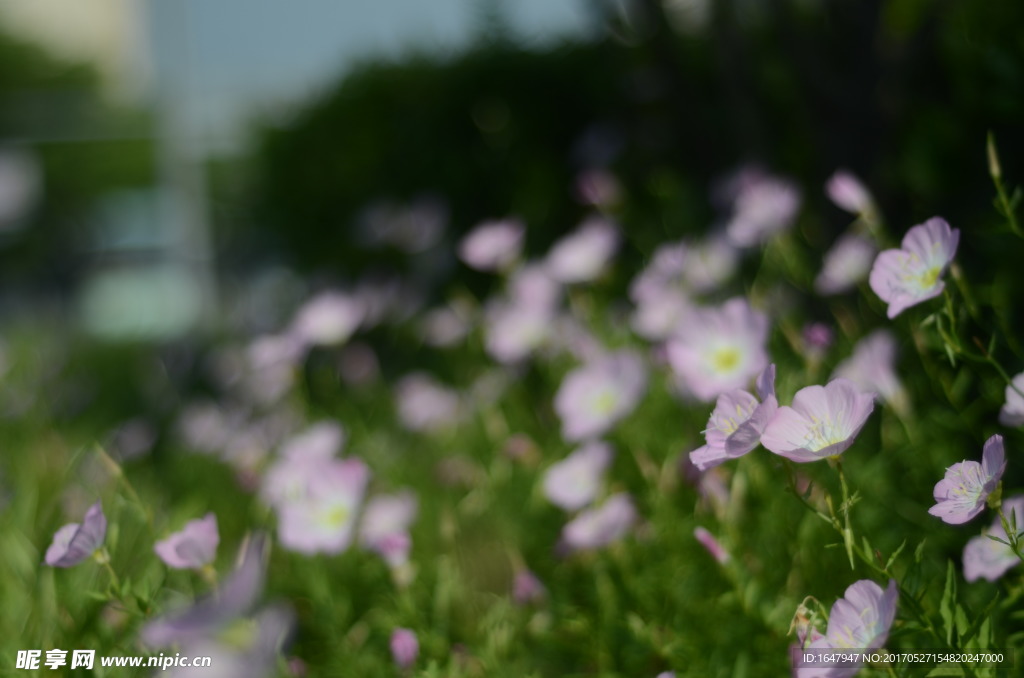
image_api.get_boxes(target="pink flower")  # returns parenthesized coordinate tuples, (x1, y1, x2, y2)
(542, 441, 614, 511)
(689, 365, 778, 471)
(725, 172, 802, 247)
(155, 513, 220, 569)
(458, 218, 525, 272)
(832, 330, 905, 407)
(513, 569, 546, 604)
(280, 422, 345, 461)
(963, 495, 1024, 582)
(693, 527, 729, 564)
(394, 373, 461, 432)
(359, 490, 418, 566)
(390, 628, 419, 669)
(929, 435, 1006, 525)
(998, 372, 1024, 427)
(275, 458, 370, 555)
(561, 493, 637, 551)
(45, 501, 107, 567)
(545, 216, 619, 283)
(825, 170, 876, 218)
(554, 351, 647, 442)
(814, 233, 877, 296)
(666, 297, 769, 402)
(761, 378, 874, 462)
(794, 580, 898, 677)
(484, 300, 554, 364)
(288, 291, 364, 347)
(869, 217, 960, 318)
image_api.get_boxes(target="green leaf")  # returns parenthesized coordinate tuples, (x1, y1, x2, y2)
(926, 665, 966, 677)
(940, 560, 957, 646)
(886, 539, 908, 571)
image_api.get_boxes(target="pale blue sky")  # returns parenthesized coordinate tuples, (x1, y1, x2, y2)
(144, 0, 593, 151)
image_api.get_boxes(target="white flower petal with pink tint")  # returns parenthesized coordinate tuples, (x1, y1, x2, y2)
(869, 217, 960, 318)
(458, 218, 525, 271)
(689, 365, 778, 471)
(155, 513, 220, 570)
(394, 373, 461, 432)
(280, 422, 345, 461)
(359, 490, 418, 565)
(561, 493, 637, 551)
(963, 496, 1024, 582)
(545, 216, 619, 283)
(45, 502, 107, 567)
(999, 372, 1024, 427)
(554, 351, 647, 442)
(725, 174, 801, 247)
(761, 378, 874, 462)
(484, 301, 554, 364)
(815, 233, 877, 295)
(667, 297, 769, 402)
(289, 291, 364, 346)
(277, 458, 370, 555)
(832, 329, 904, 406)
(543, 441, 614, 511)
(826, 170, 876, 217)
(929, 435, 1006, 525)
(694, 526, 729, 564)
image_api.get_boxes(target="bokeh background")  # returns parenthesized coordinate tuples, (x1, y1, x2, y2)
(1, 1, 1023, 676)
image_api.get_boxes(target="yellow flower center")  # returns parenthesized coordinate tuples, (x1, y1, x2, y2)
(711, 347, 740, 374)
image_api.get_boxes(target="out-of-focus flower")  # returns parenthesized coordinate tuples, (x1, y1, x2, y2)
(565, 493, 634, 553)
(338, 341, 380, 386)
(276, 458, 370, 555)
(161, 605, 295, 678)
(684, 235, 740, 292)
(545, 216, 619, 283)
(814, 233, 877, 296)
(554, 351, 647, 442)
(484, 300, 554, 364)
(390, 628, 419, 669)
(288, 291, 364, 347)
(869, 217, 960, 318)
(963, 495, 1024, 582)
(575, 168, 622, 208)
(631, 287, 693, 340)
(693, 527, 729, 564)
(142, 533, 269, 647)
(359, 490, 418, 567)
(999, 372, 1024, 427)
(832, 330, 905, 409)
(761, 378, 874, 463)
(690, 365, 778, 471)
(458, 218, 525, 272)
(929, 435, 1006, 525)
(155, 513, 220, 570)
(420, 303, 473, 348)
(793, 579, 898, 677)
(512, 569, 546, 604)
(45, 502, 107, 567)
(802, 323, 834, 356)
(394, 373, 461, 433)
(724, 170, 801, 248)
(280, 422, 345, 461)
(825, 170, 877, 219)
(542, 441, 614, 511)
(667, 297, 769, 402)
(561, 493, 637, 551)
(509, 262, 562, 310)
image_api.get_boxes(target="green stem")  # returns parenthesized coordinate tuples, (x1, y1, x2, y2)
(835, 460, 855, 571)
